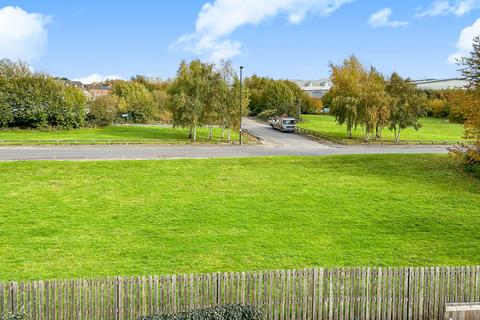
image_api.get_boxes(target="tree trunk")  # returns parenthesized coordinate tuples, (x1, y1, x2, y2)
(227, 128, 231, 142)
(376, 123, 383, 139)
(193, 125, 197, 142)
(364, 128, 369, 142)
(188, 127, 193, 139)
(222, 127, 225, 138)
(208, 125, 213, 140)
(347, 128, 352, 139)
(395, 128, 401, 143)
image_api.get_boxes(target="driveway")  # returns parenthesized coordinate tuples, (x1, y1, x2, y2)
(0, 118, 449, 161)
(242, 117, 328, 148)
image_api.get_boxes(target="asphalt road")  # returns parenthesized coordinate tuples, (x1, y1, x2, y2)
(0, 118, 448, 161)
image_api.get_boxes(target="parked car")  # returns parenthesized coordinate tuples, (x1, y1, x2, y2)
(268, 116, 296, 132)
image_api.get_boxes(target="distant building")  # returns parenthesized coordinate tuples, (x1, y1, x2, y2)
(55, 78, 91, 97)
(145, 76, 164, 84)
(413, 78, 468, 90)
(85, 83, 113, 98)
(63, 80, 85, 90)
(293, 77, 467, 97)
(291, 78, 332, 99)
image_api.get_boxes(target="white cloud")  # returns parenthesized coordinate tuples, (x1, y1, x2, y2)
(0, 6, 51, 62)
(173, 0, 354, 61)
(448, 18, 480, 63)
(415, 0, 480, 17)
(368, 8, 409, 28)
(73, 73, 124, 84)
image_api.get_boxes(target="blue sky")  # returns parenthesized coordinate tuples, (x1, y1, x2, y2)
(1, 0, 480, 83)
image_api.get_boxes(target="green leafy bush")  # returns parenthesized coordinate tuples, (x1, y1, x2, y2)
(1, 313, 25, 320)
(0, 59, 86, 129)
(138, 304, 262, 320)
(450, 145, 480, 178)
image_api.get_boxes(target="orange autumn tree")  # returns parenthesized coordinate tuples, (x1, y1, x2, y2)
(450, 36, 480, 174)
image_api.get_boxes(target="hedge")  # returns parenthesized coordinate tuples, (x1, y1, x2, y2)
(1, 314, 25, 320)
(138, 304, 262, 320)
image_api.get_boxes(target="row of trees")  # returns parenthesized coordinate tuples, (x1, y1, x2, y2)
(168, 60, 248, 141)
(326, 56, 428, 142)
(0, 59, 252, 142)
(0, 57, 322, 142)
(0, 60, 87, 129)
(424, 88, 469, 122)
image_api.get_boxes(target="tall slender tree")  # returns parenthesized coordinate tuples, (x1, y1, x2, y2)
(329, 55, 365, 138)
(168, 60, 222, 142)
(360, 68, 390, 141)
(456, 35, 480, 164)
(386, 73, 428, 143)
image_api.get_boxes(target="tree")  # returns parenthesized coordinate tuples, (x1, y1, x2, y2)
(245, 75, 271, 116)
(151, 89, 171, 122)
(458, 35, 480, 145)
(168, 60, 218, 141)
(282, 80, 322, 116)
(50, 85, 87, 129)
(454, 35, 480, 169)
(264, 80, 296, 117)
(458, 35, 480, 90)
(87, 95, 119, 126)
(245, 76, 312, 119)
(0, 59, 30, 79)
(331, 96, 360, 138)
(0, 92, 13, 127)
(329, 55, 365, 138)
(386, 73, 428, 143)
(0, 60, 87, 129)
(360, 68, 390, 140)
(112, 81, 156, 123)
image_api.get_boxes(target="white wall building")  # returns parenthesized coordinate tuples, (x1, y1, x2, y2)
(292, 77, 466, 100)
(291, 78, 332, 99)
(412, 78, 468, 90)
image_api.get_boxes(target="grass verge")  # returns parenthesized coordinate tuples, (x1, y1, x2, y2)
(298, 115, 468, 143)
(0, 125, 243, 145)
(0, 154, 479, 280)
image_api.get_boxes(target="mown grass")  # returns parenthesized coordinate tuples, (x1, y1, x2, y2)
(0, 125, 239, 144)
(0, 155, 479, 281)
(299, 115, 466, 142)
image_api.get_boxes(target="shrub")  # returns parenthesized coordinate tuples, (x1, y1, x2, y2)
(0, 60, 87, 129)
(138, 304, 262, 320)
(449, 145, 480, 178)
(0, 92, 13, 127)
(1, 313, 25, 320)
(87, 95, 119, 127)
(113, 81, 156, 123)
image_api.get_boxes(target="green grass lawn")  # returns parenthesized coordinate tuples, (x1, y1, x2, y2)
(299, 115, 467, 142)
(0, 125, 239, 144)
(1, 155, 479, 281)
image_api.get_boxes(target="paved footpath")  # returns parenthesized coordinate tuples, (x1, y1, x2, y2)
(0, 118, 448, 161)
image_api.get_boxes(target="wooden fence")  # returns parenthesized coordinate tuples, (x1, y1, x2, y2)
(0, 138, 234, 146)
(1, 266, 480, 320)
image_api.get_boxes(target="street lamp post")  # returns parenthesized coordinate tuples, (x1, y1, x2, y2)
(297, 97, 302, 123)
(239, 66, 244, 146)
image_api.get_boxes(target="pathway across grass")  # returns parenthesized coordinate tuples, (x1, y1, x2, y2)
(0, 125, 240, 144)
(299, 115, 467, 142)
(0, 155, 479, 280)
